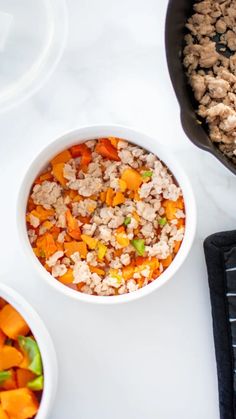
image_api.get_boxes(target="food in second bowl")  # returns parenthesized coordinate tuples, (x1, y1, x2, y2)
(26, 137, 185, 296)
(0, 298, 43, 418)
(183, 0, 236, 164)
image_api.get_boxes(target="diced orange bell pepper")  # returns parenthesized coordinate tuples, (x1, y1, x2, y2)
(163, 200, 177, 220)
(95, 138, 120, 161)
(174, 241, 181, 254)
(122, 265, 134, 281)
(81, 235, 98, 250)
(89, 266, 105, 276)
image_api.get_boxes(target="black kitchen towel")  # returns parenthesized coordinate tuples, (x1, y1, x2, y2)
(204, 231, 236, 419)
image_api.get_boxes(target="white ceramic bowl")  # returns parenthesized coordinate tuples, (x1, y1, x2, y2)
(17, 125, 197, 304)
(0, 283, 57, 418)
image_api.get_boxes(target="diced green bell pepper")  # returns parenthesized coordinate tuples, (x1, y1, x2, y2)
(131, 239, 145, 256)
(27, 375, 44, 391)
(18, 336, 43, 376)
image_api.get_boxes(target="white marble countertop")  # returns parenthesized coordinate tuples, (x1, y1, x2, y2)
(1, 0, 236, 418)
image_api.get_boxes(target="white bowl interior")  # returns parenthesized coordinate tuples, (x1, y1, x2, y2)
(0, 283, 57, 419)
(17, 125, 197, 304)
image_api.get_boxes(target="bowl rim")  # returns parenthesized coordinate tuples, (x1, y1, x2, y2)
(17, 124, 197, 304)
(0, 282, 58, 418)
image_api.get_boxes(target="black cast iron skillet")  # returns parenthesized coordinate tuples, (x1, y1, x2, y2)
(165, 0, 236, 175)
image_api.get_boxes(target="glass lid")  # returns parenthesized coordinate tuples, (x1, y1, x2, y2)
(0, 0, 68, 112)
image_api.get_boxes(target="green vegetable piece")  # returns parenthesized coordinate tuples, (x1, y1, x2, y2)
(18, 336, 43, 376)
(131, 239, 145, 256)
(142, 171, 153, 179)
(0, 370, 11, 386)
(159, 217, 167, 226)
(27, 375, 44, 391)
(124, 217, 131, 226)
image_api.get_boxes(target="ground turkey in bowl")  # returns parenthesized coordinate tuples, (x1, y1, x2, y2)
(26, 138, 185, 296)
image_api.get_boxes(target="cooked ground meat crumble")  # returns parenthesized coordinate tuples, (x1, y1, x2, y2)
(26, 138, 185, 296)
(183, 0, 236, 164)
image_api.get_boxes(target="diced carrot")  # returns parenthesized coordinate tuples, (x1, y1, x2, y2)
(52, 163, 67, 186)
(100, 191, 106, 203)
(58, 269, 74, 285)
(30, 206, 54, 222)
(0, 299, 7, 310)
(112, 192, 125, 206)
(0, 330, 6, 348)
(161, 254, 173, 268)
(95, 138, 120, 161)
(108, 137, 119, 148)
(122, 265, 134, 281)
(70, 144, 92, 167)
(89, 266, 105, 276)
(0, 305, 30, 340)
(64, 241, 87, 258)
(77, 282, 86, 291)
(121, 168, 142, 191)
(105, 188, 115, 206)
(163, 200, 177, 220)
(16, 369, 36, 389)
(66, 209, 81, 240)
(0, 346, 23, 370)
(78, 216, 91, 224)
(51, 150, 72, 165)
(36, 233, 57, 259)
(0, 388, 39, 419)
(174, 241, 181, 254)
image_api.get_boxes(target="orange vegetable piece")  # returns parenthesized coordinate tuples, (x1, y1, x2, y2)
(64, 241, 87, 258)
(163, 200, 177, 220)
(51, 149, 71, 165)
(70, 144, 92, 167)
(52, 163, 67, 186)
(77, 282, 86, 292)
(66, 209, 81, 240)
(0, 305, 30, 340)
(175, 197, 184, 210)
(95, 138, 120, 161)
(112, 192, 125, 206)
(0, 405, 9, 419)
(174, 241, 181, 254)
(0, 388, 39, 419)
(121, 168, 142, 191)
(31, 206, 54, 222)
(58, 269, 74, 285)
(78, 216, 91, 224)
(108, 137, 119, 148)
(161, 255, 173, 268)
(81, 235, 98, 250)
(89, 266, 105, 276)
(100, 191, 106, 203)
(16, 369, 36, 389)
(105, 188, 115, 206)
(0, 346, 23, 370)
(34, 171, 53, 185)
(36, 233, 57, 259)
(116, 226, 125, 234)
(118, 179, 127, 192)
(0, 299, 7, 310)
(0, 330, 6, 348)
(116, 233, 130, 247)
(122, 265, 134, 281)
(1, 370, 17, 391)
